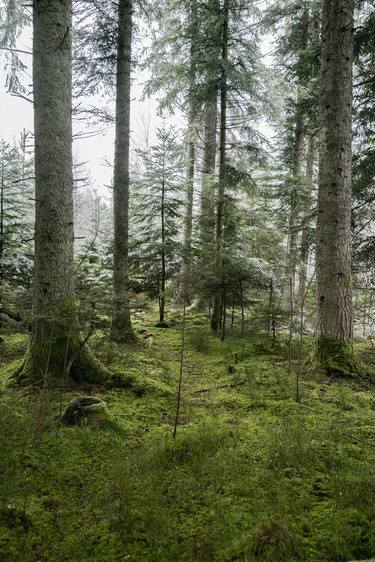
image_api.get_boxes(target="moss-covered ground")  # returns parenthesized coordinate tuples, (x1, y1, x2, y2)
(0, 315, 375, 561)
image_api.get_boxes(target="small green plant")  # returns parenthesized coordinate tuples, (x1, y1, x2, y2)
(189, 327, 210, 353)
(252, 520, 296, 561)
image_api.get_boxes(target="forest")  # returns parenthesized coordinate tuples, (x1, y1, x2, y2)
(0, 0, 374, 560)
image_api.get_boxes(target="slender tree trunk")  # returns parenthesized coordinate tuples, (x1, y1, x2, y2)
(160, 177, 166, 323)
(17, 0, 109, 383)
(239, 280, 244, 337)
(298, 135, 316, 308)
(221, 289, 226, 341)
(316, 0, 355, 368)
(181, 0, 197, 304)
(211, 0, 229, 332)
(182, 128, 195, 304)
(282, 8, 309, 312)
(200, 96, 218, 242)
(199, 0, 219, 246)
(268, 277, 274, 338)
(0, 159, 4, 285)
(111, 0, 135, 342)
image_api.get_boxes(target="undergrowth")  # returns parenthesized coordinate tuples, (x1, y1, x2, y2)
(0, 316, 374, 561)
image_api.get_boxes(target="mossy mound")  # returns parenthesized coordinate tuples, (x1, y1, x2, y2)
(60, 396, 111, 426)
(318, 336, 370, 380)
(0, 317, 375, 561)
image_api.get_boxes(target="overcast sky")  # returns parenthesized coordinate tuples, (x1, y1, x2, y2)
(0, 21, 274, 199)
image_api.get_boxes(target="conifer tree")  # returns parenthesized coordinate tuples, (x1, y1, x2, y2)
(111, 0, 135, 342)
(16, 0, 109, 382)
(133, 127, 184, 323)
(316, 0, 355, 369)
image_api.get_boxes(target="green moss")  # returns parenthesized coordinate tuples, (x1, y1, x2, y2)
(0, 359, 22, 389)
(15, 336, 111, 385)
(317, 336, 368, 378)
(0, 320, 375, 561)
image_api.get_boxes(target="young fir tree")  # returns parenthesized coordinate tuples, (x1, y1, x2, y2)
(315, 0, 356, 371)
(133, 127, 184, 324)
(16, 0, 109, 383)
(144, 0, 267, 318)
(0, 135, 33, 293)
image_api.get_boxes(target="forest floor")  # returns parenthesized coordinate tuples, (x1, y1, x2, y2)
(0, 313, 375, 562)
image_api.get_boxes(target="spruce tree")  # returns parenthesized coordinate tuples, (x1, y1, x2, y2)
(316, 0, 355, 370)
(133, 127, 184, 323)
(111, 0, 135, 342)
(16, 0, 109, 383)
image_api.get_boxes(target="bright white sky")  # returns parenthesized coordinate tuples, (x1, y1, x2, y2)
(0, 23, 274, 198)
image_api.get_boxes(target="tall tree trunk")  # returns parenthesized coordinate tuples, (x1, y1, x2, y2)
(316, 0, 355, 369)
(211, 0, 229, 332)
(200, 0, 219, 246)
(181, 0, 197, 305)
(200, 96, 218, 243)
(298, 135, 316, 308)
(111, 0, 135, 342)
(160, 176, 166, 323)
(282, 8, 309, 313)
(17, 0, 109, 383)
(0, 158, 4, 285)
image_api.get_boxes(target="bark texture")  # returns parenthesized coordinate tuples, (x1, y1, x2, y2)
(298, 135, 316, 308)
(282, 8, 309, 313)
(211, 0, 229, 333)
(316, 0, 355, 367)
(200, 96, 217, 244)
(181, 129, 195, 303)
(17, 0, 109, 383)
(160, 174, 166, 323)
(111, 0, 135, 342)
(200, 0, 220, 244)
(0, 159, 4, 284)
(181, 0, 198, 304)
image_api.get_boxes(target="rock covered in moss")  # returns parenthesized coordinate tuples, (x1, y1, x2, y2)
(60, 396, 110, 426)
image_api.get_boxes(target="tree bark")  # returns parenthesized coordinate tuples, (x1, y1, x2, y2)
(282, 8, 309, 313)
(160, 175, 166, 323)
(298, 135, 316, 308)
(17, 0, 109, 383)
(181, 0, 198, 305)
(0, 158, 4, 285)
(111, 0, 135, 342)
(200, 96, 217, 243)
(211, 0, 229, 333)
(316, 0, 355, 369)
(199, 0, 220, 246)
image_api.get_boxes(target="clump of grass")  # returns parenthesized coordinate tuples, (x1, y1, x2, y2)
(189, 327, 211, 353)
(252, 520, 296, 561)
